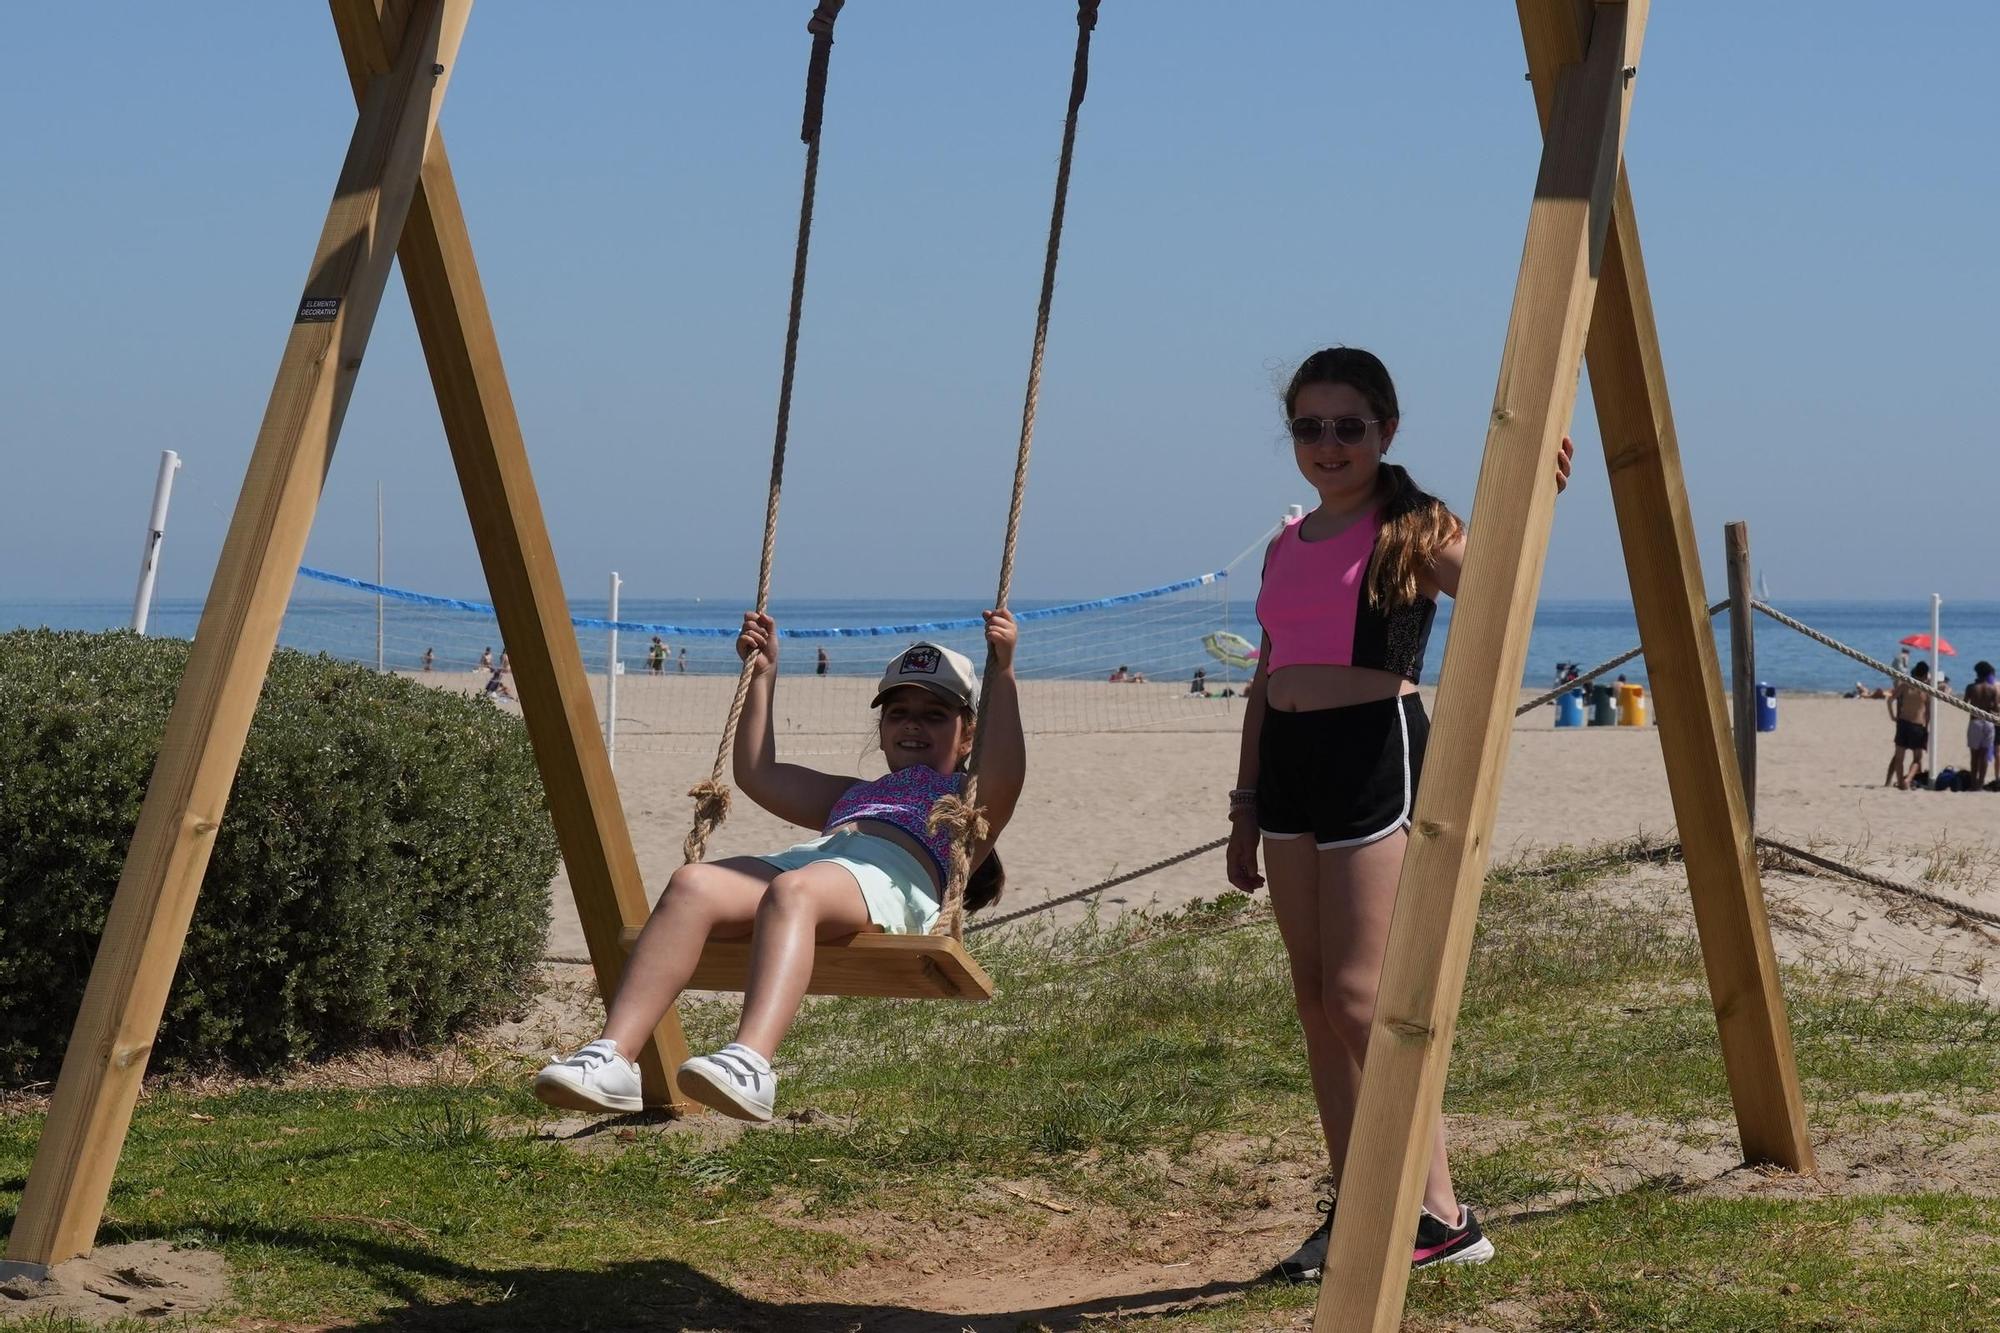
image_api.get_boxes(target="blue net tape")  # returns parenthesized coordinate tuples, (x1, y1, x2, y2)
(296, 566, 1227, 639)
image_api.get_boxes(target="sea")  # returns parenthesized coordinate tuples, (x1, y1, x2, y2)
(4, 592, 1994, 696)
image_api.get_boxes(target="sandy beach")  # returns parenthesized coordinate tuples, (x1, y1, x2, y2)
(443, 673, 2000, 960)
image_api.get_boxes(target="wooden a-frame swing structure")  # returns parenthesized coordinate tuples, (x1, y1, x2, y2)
(7, 3, 1814, 1328)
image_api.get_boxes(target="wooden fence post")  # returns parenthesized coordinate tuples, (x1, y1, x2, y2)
(1726, 521, 1757, 826)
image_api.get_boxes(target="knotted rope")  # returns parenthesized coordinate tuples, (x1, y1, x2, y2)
(927, 0, 1103, 938)
(685, 0, 845, 864)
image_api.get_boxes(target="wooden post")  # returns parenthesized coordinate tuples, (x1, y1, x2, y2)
(5, 0, 472, 1273)
(1317, 5, 1649, 1327)
(328, 0, 691, 1110)
(1321, 4, 1812, 1325)
(1726, 522, 1757, 826)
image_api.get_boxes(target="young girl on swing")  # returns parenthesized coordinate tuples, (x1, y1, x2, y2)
(534, 607, 1022, 1123)
(1228, 346, 1571, 1280)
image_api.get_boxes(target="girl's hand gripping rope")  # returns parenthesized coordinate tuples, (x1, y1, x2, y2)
(736, 611, 779, 676)
(982, 607, 1018, 671)
(685, 611, 779, 863)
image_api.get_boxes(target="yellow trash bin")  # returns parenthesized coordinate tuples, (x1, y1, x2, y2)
(1616, 681, 1648, 727)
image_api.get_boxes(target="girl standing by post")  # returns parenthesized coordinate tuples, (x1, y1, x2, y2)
(1228, 346, 1570, 1281)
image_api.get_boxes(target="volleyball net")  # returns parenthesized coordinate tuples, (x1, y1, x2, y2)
(276, 531, 1274, 756)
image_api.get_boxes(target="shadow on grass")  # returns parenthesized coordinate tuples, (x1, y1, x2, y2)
(131, 1223, 1258, 1332)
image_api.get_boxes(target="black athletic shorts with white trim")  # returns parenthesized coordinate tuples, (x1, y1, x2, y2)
(1255, 694, 1428, 849)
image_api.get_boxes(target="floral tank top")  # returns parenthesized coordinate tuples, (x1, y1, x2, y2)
(824, 765, 966, 883)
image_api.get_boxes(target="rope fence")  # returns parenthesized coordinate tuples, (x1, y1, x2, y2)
(1751, 600, 2000, 725)
(954, 593, 2000, 934)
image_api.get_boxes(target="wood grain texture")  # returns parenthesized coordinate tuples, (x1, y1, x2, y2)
(1589, 182, 1812, 1170)
(1523, 6, 1812, 1177)
(330, 0, 693, 1111)
(6, 0, 471, 1269)
(1317, 4, 1648, 1328)
(618, 928, 996, 1001)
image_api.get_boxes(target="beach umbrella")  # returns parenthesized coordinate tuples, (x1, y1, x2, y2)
(1202, 630, 1258, 670)
(1900, 632, 1956, 655)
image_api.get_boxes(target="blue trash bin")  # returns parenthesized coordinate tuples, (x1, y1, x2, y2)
(1556, 688, 1585, 727)
(1756, 683, 1778, 732)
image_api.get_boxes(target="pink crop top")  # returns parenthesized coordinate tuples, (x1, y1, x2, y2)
(824, 764, 967, 884)
(1254, 512, 1436, 682)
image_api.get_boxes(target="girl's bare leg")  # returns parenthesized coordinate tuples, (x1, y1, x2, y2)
(1264, 833, 1354, 1169)
(733, 863, 874, 1057)
(600, 857, 775, 1059)
(1318, 833, 1460, 1222)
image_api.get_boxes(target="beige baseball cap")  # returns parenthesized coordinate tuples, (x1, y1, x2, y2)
(871, 641, 978, 710)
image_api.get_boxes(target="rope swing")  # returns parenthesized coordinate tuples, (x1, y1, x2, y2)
(927, 0, 1103, 938)
(683, 0, 845, 866)
(684, 0, 1105, 954)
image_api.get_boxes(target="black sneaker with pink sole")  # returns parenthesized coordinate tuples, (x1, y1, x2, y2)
(1412, 1203, 1494, 1268)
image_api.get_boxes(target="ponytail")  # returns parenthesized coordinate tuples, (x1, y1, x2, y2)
(1368, 463, 1464, 612)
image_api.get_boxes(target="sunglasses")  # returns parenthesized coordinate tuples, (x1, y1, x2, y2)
(1289, 415, 1380, 447)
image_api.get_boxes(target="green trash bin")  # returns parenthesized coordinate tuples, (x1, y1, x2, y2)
(1589, 683, 1618, 726)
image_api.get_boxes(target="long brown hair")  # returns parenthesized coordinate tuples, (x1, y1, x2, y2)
(1283, 347, 1463, 611)
(950, 715, 1005, 914)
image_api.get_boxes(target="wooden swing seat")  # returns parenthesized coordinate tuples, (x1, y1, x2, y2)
(618, 926, 995, 1001)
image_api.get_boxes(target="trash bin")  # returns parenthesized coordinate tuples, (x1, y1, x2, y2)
(1756, 682, 1778, 732)
(1589, 683, 1617, 726)
(1556, 688, 1586, 727)
(1617, 681, 1648, 726)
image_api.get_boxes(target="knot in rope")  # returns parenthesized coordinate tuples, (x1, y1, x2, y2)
(1077, 0, 1102, 33)
(925, 792, 991, 850)
(683, 779, 734, 865)
(926, 792, 991, 940)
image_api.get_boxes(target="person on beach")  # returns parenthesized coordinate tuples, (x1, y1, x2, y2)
(1886, 661, 1932, 789)
(677, 647, 688, 674)
(1966, 661, 1997, 788)
(817, 646, 830, 677)
(533, 611, 1023, 1123)
(483, 666, 514, 702)
(478, 647, 493, 671)
(1226, 347, 1572, 1281)
(649, 636, 667, 674)
(422, 646, 435, 673)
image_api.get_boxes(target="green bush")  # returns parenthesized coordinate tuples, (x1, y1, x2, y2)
(0, 629, 557, 1083)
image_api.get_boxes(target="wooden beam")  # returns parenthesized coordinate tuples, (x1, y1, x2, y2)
(618, 927, 996, 1001)
(4, 0, 472, 1272)
(1588, 186, 1812, 1168)
(1727, 522, 1758, 826)
(330, 0, 693, 1110)
(1316, 4, 1647, 1328)
(1521, 1, 1812, 1176)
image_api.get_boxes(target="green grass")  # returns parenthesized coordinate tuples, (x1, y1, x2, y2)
(6, 853, 2000, 1330)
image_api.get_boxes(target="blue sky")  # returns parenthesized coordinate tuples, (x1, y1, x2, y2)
(3, 3, 1995, 606)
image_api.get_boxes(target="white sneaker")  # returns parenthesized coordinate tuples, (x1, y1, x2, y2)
(676, 1045, 776, 1122)
(533, 1038, 642, 1114)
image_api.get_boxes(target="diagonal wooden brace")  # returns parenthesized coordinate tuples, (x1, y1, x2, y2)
(327, 0, 691, 1110)
(1316, 3, 1653, 1328)
(1524, 9, 1812, 1175)
(4, 0, 473, 1274)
